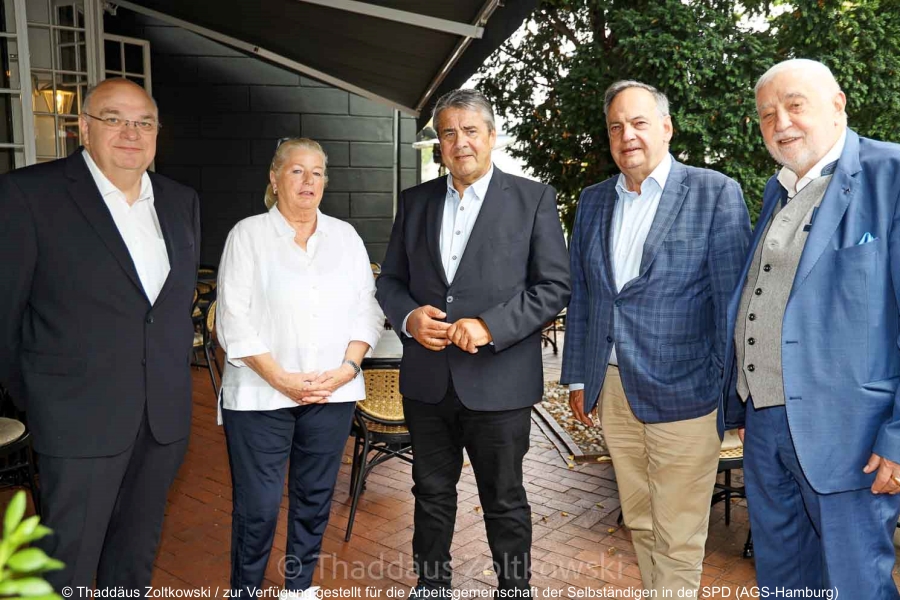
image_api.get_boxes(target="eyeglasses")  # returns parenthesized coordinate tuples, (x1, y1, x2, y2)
(83, 112, 161, 132)
(275, 137, 293, 150)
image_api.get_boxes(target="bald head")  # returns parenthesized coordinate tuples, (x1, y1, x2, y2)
(83, 78, 158, 116)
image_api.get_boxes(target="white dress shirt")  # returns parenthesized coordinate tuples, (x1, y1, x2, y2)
(216, 206, 384, 417)
(777, 129, 847, 198)
(83, 151, 170, 304)
(401, 165, 494, 335)
(570, 154, 672, 391)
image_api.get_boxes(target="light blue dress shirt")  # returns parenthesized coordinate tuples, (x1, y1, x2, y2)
(401, 165, 495, 335)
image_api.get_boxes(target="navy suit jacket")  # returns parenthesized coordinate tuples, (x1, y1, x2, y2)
(0, 149, 200, 458)
(561, 159, 750, 423)
(376, 167, 571, 411)
(721, 130, 900, 493)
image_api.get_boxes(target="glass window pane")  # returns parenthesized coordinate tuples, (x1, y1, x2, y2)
(0, 147, 25, 174)
(0, 93, 24, 144)
(0, 0, 18, 33)
(28, 26, 52, 69)
(55, 4, 74, 27)
(34, 113, 57, 158)
(124, 43, 143, 75)
(104, 39, 120, 71)
(25, 0, 49, 25)
(61, 117, 78, 155)
(55, 71, 84, 115)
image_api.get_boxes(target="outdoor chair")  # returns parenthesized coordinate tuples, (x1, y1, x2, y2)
(712, 429, 753, 558)
(192, 294, 221, 397)
(0, 388, 40, 515)
(345, 367, 412, 541)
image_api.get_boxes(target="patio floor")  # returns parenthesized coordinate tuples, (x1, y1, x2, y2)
(10, 333, 898, 597)
(151, 334, 768, 599)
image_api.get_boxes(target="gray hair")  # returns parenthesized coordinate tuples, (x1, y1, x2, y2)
(754, 58, 841, 95)
(82, 77, 159, 116)
(603, 80, 671, 118)
(432, 88, 496, 133)
(264, 138, 329, 210)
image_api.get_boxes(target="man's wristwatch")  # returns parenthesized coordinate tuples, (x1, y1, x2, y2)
(342, 359, 361, 378)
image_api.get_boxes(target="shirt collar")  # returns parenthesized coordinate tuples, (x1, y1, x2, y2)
(615, 153, 673, 199)
(269, 204, 329, 238)
(82, 150, 152, 203)
(447, 164, 494, 201)
(777, 129, 847, 197)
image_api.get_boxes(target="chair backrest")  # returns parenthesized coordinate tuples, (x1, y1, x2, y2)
(206, 299, 217, 337)
(359, 368, 404, 422)
(370, 262, 382, 277)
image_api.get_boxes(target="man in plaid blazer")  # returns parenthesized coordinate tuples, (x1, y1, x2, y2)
(560, 80, 750, 596)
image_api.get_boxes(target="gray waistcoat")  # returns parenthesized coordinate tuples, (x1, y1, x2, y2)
(735, 175, 832, 408)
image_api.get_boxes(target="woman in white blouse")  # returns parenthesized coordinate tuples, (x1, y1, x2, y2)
(216, 138, 384, 599)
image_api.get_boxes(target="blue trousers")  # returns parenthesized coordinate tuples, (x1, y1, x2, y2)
(744, 402, 900, 598)
(223, 402, 355, 593)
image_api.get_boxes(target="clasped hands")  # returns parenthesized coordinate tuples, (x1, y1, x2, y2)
(407, 305, 491, 353)
(275, 362, 356, 405)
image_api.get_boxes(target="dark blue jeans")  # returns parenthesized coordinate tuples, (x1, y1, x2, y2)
(223, 401, 355, 593)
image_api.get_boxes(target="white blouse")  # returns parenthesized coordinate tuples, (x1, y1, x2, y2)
(216, 206, 384, 416)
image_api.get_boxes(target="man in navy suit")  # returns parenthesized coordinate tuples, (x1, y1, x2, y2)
(0, 79, 199, 590)
(561, 81, 750, 596)
(722, 58, 900, 598)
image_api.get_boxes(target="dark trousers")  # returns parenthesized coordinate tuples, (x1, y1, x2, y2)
(403, 385, 533, 590)
(37, 407, 188, 592)
(223, 401, 354, 594)
(744, 402, 900, 599)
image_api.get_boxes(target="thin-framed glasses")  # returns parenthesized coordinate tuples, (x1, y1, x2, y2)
(275, 137, 294, 150)
(83, 112, 161, 133)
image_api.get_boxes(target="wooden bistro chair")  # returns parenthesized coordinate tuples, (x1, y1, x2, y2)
(192, 293, 222, 397)
(0, 388, 40, 515)
(345, 367, 412, 541)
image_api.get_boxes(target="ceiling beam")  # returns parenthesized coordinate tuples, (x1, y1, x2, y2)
(295, 0, 483, 39)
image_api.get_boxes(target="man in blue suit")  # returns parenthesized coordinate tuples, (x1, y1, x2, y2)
(722, 58, 900, 598)
(561, 81, 750, 595)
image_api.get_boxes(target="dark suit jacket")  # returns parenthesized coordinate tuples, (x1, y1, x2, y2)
(375, 167, 571, 411)
(0, 149, 200, 458)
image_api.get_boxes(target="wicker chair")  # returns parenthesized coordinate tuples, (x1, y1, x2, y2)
(712, 429, 753, 558)
(192, 297, 222, 396)
(345, 368, 412, 541)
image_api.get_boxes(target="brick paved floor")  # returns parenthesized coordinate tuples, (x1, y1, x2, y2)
(10, 333, 898, 598)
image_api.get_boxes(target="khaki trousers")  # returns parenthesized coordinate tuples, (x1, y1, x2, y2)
(599, 365, 720, 596)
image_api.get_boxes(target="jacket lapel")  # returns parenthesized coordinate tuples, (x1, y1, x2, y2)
(792, 129, 861, 295)
(636, 160, 689, 278)
(150, 176, 177, 307)
(65, 150, 148, 303)
(425, 178, 450, 287)
(595, 184, 617, 288)
(452, 168, 508, 283)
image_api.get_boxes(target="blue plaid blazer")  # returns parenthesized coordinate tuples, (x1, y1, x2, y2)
(560, 159, 751, 423)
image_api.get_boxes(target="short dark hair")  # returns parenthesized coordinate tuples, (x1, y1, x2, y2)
(432, 88, 496, 132)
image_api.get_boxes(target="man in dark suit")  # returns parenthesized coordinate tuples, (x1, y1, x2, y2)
(561, 81, 750, 596)
(722, 58, 900, 598)
(0, 78, 200, 590)
(376, 88, 570, 594)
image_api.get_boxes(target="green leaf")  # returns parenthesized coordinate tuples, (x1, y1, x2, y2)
(8, 547, 53, 573)
(20, 524, 53, 545)
(3, 491, 26, 539)
(0, 577, 54, 596)
(11, 515, 41, 544)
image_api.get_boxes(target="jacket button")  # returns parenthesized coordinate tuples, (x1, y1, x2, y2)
(763, 264, 772, 272)
(447, 296, 454, 303)
(614, 300, 622, 307)
(748, 313, 756, 321)
(146, 315, 154, 324)
(754, 288, 762, 296)
(606, 335, 613, 343)
(748, 338, 755, 345)
(747, 364, 755, 372)
(142, 358, 147, 366)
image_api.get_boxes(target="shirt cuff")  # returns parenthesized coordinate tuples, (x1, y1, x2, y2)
(401, 311, 414, 338)
(569, 383, 585, 391)
(225, 339, 270, 368)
